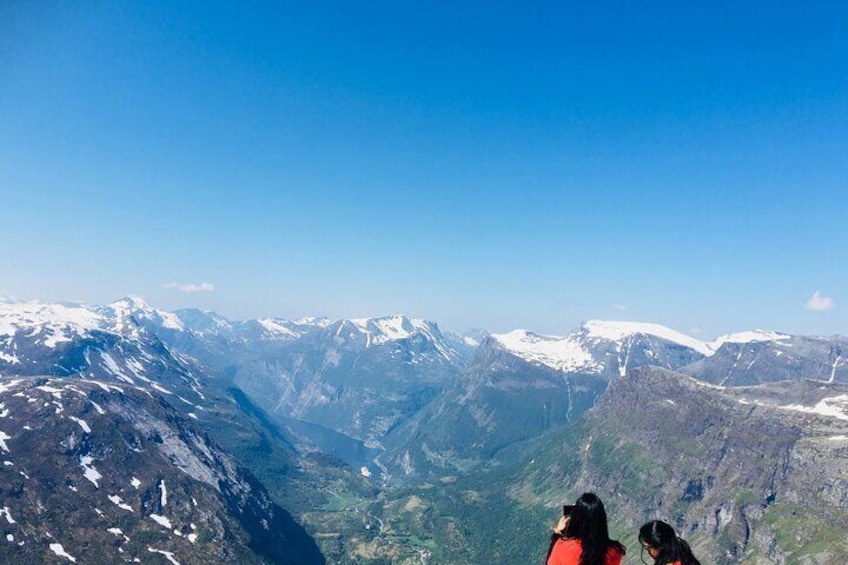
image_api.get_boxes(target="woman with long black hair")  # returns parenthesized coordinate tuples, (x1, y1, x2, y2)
(638, 520, 701, 565)
(546, 492, 626, 565)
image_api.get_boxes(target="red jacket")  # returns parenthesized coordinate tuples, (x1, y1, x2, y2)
(547, 538, 623, 565)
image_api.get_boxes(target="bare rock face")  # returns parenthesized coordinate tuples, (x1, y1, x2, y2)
(0, 377, 324, 565)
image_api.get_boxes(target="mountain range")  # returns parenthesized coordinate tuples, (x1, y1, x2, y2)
(1, 296, 846, 563)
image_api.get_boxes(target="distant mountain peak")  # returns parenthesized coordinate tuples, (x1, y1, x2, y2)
(0, 301, 105, 347)
(331, 315, 459, 362)
(111, 295, 150, 308)
(580, 320, 714, 356)
(294, 316, 331, 327)
(256, 318, 303, 338)
(491, 329, 600, 373)
(491, 321, 714, 374)
(710, 329, 791, 348)
(105, 296, 183, 331)
(349, 315, 430, 340)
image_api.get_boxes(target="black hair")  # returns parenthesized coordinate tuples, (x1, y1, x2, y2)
(562, 493, 626, 565)
(638, 520, 701, 565)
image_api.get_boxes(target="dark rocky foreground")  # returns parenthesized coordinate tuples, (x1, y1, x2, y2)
(0, 377, 324, 565)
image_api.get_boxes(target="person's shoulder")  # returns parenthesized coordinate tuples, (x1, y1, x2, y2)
(604, 544, 625, 565)
(606, 543, 625, 555)
(548, 537, 581, 564)
(560, 538, 580, 546)
(559, 538, 581, 549)
(557, 538, 583, 555)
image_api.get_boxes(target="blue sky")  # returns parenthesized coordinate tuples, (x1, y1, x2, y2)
(1, 1, 846, 337)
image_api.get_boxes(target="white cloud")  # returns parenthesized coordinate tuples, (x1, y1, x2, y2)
(611, 304, 627, 311)
(805, 291, 834, 311)
(163, 282, 215, 294)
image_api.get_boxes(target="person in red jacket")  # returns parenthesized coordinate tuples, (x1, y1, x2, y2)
(546, 493, 626, 565)
(638, 520, 701, 565)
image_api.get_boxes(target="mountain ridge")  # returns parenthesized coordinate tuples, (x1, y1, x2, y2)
(3, 296, 847, 564)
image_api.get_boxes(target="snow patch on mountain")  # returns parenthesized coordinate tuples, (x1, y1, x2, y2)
(0, 380, 22, 394)
(0, 351, 19, 365)
(49, 542, 77, 562)
(68, 416, 91, 433)
(256, 319, 301, 338)
(80, 455, 102, 487)
(349, 316, 422, 344)
(148, 547, 181, 565)
(737, 393, 848, 421)
(783, 394, 848, 421)
(108, 495, 134, 512)
(492, 330, 600, 373)
(150, 513, 172, 529)
(0, 298, 194, 351)
(0, 507, 14, 524)
(99, 353, 135, 385)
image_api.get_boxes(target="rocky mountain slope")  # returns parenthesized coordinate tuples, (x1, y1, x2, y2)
(0, 299, 207, 407)
(5, 297, 848, 564)
(481, 367, 848, 564)
(0, 377, 324, 564)
(0, 299, 343, 563)
(135, 307, 471, 473)
(377, 336, 607, 478)
(681, 332, 848, 386)
(377, 322, 710, 478)
(228, 316, 465, 448)
(358, 366, 848, 564)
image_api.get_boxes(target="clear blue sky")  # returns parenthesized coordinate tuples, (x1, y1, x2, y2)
(1, 1, 846, 338)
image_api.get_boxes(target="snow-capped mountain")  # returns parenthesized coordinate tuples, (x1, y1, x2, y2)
(378, 320, 802, 477)
(0, 300, 111, 354)
(378, 333, 610, 478)
(0, 298, 209, 407)
(0, 300, 467, 451)
(491, 320, 709, 379)
(682, 333, 848, 386)
(99, 296, 186, 334)
(5, 296, 848, 563)
(5, 298, 847, 466)
(324, 315, 462, 364)
(247, 317, 331, 340)
(219, 315, 466, 456)
(581, 320, 715, 355)
(710, 329, 792, 348)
